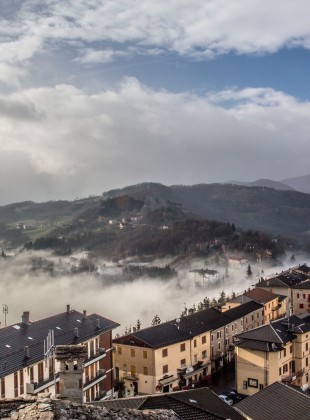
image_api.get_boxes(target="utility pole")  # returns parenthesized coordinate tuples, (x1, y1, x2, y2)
(2, 304, 8, 326)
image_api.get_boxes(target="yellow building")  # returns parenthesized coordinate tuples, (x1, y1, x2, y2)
(113, 302, 265, 395)
(234, 315, 310, 396)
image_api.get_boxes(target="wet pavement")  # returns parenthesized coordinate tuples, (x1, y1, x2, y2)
(208, 362, 236, 395)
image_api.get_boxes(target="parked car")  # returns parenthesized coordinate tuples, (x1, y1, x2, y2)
(218, 394, 234, 406)
(221, 388, 243, 403)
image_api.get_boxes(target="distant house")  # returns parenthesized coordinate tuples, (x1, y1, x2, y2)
(228, 256, 248, 266)
(291, 280, 310, 316)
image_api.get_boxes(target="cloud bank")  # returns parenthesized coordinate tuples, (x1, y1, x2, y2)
(0, 79, 310, 203)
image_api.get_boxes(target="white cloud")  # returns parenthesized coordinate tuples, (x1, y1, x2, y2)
(1, 1, 310, 84)
(0, 78, 310, 203)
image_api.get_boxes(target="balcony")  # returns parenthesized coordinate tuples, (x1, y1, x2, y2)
(84, 348, 106, 367)
(282, 368, 305, 383)
(83, 369, 106, 391)
(177, 361, 210, 379)
(123, 372, 139, 381)
(26, 373, 59, 394)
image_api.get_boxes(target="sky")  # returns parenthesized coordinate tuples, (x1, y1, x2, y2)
(1, 0, 310, 204)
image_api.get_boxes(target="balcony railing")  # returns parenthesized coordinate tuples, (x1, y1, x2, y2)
(123, 372, 139, 381)
(282, 368, 305, 383)
(84, 348, 106, 367)
(83, 369, 106, 390)
(26, 373, 59, 394)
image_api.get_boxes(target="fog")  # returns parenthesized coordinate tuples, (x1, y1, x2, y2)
(0, 250, 309, 334)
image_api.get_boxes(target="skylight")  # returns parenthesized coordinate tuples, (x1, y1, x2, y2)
(5, 344, 11, 348)
(28, 336, 34, 340)
(12, 325, 20, 330)
(56, 326, 61, 330)
(77, 319, 81, 323)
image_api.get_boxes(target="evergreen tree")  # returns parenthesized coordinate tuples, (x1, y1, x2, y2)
(203, 297, 210, 309)
(210, 297, 218, 307)
(136, 319, 141, 331)
(247, 264, 253, 276)
(218, 290, 226, 306)
(197, 302, 204, 311)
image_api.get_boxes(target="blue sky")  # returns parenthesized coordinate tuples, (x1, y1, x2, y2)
(0, 0, 310, 204)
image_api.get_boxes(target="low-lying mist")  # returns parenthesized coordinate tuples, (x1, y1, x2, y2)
(0, 250, 308, 334)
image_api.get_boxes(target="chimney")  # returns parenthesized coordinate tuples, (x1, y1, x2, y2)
(24, 346, 29, 359)
(83, 310, 87, 319)
(67, 304, 70, 313)
(74, 328, 79, 338)
(21, 311, 31, 325)
(96, 319, 100, 329)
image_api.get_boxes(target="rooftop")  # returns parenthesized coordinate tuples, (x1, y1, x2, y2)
(244, 288, 281, 304)
(235, 315, 310, 351)
(95, 388, 244, 420)
(0, 306, 119, 378)
(234, 381, 310, 420)
(256, 264, 310, 289)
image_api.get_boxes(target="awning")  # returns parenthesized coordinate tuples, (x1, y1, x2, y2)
(159, 375, 178, 386)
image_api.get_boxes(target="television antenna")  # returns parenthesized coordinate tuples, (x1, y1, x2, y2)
(2, 304, 8, 326)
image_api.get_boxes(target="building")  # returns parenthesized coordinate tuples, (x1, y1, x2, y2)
(244, 288, 287, 322)
(291, 279, 310, 316)
(234, 381, 310, 420)
(234, 315, 310, 396)
(113, 302, 264, 395)
(0, 306, 119, 402)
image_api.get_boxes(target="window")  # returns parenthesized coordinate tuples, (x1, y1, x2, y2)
(202, 335, 206, 344)
(297, 293, 300, 298)
(1, 378, 5, 398)
(241, 319, 243, 326)
(211, 334, 214, 342)
(19, 370, 24, 395)
(252, 315, 254, 321)
(303, 294, 306, 299)
(283, 364, 288, 373)
(117, 347, 122, 355)
(180, 343, 185, 352)
(283, 348, 287, 358)
(14, 372, 18, 397)
(218, 342, 221, 350)
(193, 354, 198, 363)
(300, 304, 304, 309)
(217, 331, 221, 339)
(162, 348, 168, 358)
(259, 384, 264, 390)
(163, 365, 168, 374)
(243, 381, 247, 389)
(38, 362, 44, 383)
(143, 350, 148, 359)
(85, 366, 89, 382)
(180, 358, 186, 366)
(131, 349, 135, 357)
(231, 325, 234, 331)
(290, 345, 292, 354)
(257, 313, 259, 318)
(306, 343, 309, 352)
(202, 350, 207, 359)
(143, 366, 148, 375)
(123, 364, 127, 372)
(131, 365, 136, 377)
(306, 357, 309, 367)
(279, 367, 282, 376)
(194, 339, 197, 348)
(29, 367, 34, 383)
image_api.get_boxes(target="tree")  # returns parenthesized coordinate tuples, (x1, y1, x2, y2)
(151, 314, 161, 325)
(210, 297, 218, 307)
(218, 290, 226, 306)
(136, 319, 141, 331)
(203, 297, 210, 309)
(247, 264, 252, 276)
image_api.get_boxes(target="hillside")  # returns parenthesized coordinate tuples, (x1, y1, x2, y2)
(1, 182, 310, 253)
(226, 179, 295, 191)
(282, 174, 310, 194)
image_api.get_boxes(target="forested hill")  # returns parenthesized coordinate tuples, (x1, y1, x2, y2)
(104, 182, 310, 242)
(1, 182, 310, 250)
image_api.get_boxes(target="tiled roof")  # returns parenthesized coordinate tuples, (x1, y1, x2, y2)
(0, 309, 119, 378)
(96, 388, 244, 420)
(292, 279, 310, 289)
(244, 288, 279, 304)
(224, 301, 263, 321)
(114, 308, 233, 348)
(256, 265, 310, 289)
(234, 381, 310, 420)
(235, 316, 310, 349)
